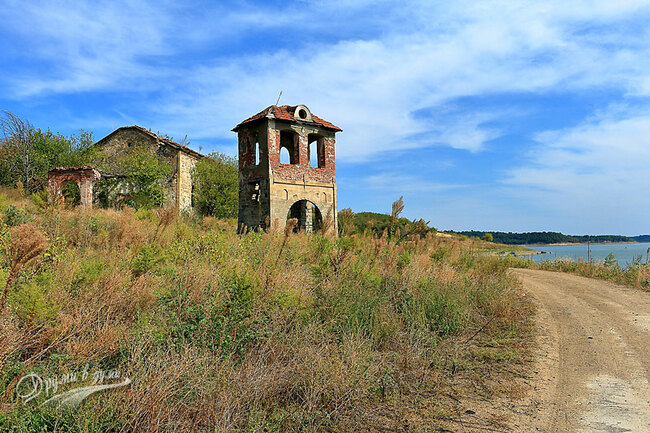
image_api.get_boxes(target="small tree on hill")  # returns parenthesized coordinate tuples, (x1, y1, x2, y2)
(482, 232, 493, 242)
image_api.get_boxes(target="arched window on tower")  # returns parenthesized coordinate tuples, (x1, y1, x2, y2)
(308, 134, 324, 168)
(280, 130, 297, 164)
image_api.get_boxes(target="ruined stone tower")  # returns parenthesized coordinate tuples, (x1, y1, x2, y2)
(233, 105, 341, 235)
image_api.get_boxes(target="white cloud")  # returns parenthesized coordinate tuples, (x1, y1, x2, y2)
(505, 108, 650, 234)
(146, 0, 650, 161)
(3, 0, 650, 165)
(0, 0, 175, 96)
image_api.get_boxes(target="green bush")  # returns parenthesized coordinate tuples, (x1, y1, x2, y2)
(160, 272, 267, 359)
(408, 279, 467, 337)
(2, 205, 31, 227)
(9, 272, 60, 323)
(430, 245, 451, 263)
(131, 244, 165, 276)
(73, 256, 105, 289)
(30, 190, 48, 209)
(191, 152, 238, 218)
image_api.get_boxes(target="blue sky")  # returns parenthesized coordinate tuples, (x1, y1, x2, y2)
(2, 1, 650, 235)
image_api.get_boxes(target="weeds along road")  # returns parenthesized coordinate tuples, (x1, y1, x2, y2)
(512, 269, 650, 433)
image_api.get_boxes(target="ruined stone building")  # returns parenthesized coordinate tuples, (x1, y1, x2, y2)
(233, 104, 341, 235)
(48, 125, 203, 211)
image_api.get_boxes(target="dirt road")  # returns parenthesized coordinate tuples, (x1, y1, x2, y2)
(511, 269, 650, 432)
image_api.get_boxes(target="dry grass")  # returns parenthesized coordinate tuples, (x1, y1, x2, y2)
(508, 255, 650, 291)
(0, 223, 48, 312)
(0, 190, 533, 432)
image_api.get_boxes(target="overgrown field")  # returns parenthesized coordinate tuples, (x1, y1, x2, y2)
(0, 188, 533, 432)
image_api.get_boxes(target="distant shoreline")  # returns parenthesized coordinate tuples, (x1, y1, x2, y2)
(524, 241, 641, 247)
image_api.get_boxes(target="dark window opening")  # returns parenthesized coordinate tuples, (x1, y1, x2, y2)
(297, 108, 307, 119)
(308, 134, 325, 168)
(280, 130, 297, 164)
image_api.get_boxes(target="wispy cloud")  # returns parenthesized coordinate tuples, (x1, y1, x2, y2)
(144, 0, 650, 161)
(4, 1, 650, 160)
(3, 1, 650, 232)
(505, 106, 650, 234)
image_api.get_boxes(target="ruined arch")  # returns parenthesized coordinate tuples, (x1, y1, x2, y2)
(48, 167, 101, 208)
(286, 199, 323, 233)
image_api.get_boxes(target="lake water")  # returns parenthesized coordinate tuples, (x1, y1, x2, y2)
(522, 242, 650, 268)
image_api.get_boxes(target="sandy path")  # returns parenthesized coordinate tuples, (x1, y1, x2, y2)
(511, 269, 650, 432)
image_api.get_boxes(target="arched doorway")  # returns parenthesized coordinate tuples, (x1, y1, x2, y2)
(61, 180, 81, 206)
(287, 200, 323, 233)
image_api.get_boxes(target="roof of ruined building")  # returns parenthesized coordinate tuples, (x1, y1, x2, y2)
(233, 105, 342, 132)
(48, 166, 102, 180)
(95, 125, 204, 159)
(48, 165, 99, 173)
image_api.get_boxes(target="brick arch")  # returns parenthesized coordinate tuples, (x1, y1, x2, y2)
(48, 167, 101, 208)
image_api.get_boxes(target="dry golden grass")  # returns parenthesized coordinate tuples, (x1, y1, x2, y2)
(1, 223, 48, 312)
(0, 191, 534, 432)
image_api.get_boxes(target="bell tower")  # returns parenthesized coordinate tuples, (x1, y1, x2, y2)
(233, 104, 341, 235)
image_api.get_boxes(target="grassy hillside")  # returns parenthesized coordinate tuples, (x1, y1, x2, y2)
(0, 188, 533, 432)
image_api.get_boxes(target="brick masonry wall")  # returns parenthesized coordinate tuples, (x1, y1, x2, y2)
(266, 122, 336, 185)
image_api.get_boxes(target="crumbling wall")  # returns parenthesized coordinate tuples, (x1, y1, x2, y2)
(48, 167, 102, 208)
(95, 128, 199, 212)
(176, 152, 198, 213)
(236, 114, 338, 235)
(267, 121, 336, 184)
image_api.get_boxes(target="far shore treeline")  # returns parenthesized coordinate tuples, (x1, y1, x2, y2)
(451, 231, 650, 245)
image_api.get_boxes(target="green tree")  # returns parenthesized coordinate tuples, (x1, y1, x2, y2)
(0, 111, 96, 191)
(191, 152, 238, 218)
(482, 232, 493, 242)
(604, 252, 618, 267)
